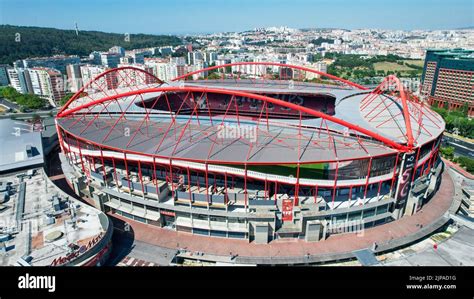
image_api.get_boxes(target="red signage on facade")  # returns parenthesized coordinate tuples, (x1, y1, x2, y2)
(282, 199, 293, 222)
(160, 210, 176, 217)
(50, 233, 103, 266)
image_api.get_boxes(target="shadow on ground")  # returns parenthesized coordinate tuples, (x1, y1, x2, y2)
(104, 216, 136, 266)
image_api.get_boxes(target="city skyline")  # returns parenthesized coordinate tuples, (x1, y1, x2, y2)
(0, 0, 473, 35)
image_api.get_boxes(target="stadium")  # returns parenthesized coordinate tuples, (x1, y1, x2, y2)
(55, 62, 445, 244)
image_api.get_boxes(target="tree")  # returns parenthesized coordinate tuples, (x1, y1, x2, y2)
(207, 73, 222, 80)
(1, 86, 46, 109)
(460, 102, 469, 116)
(1, 86, 17, 99)
(458, 157, 474, 174)
(0, 25, 182, 65)
(439, 146, 455, 160)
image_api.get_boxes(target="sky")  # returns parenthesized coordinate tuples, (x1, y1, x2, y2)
(0, 0, 473, 35)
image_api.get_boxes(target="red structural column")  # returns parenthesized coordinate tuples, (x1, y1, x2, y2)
(111, 157, 119, 191)
(123, 153, 131, 192)
(169, 159, 174, 199)
(187, 167, 192, 203)
(364, 157, 373, 200)
(75, 138, 85, 173)
(67, 145, 74, 166)
(348, 185, 353, 203)
(99, 148, 107, 185)
(390, 154, 400, 195)
(205, 162, 209, 204)
(295, 162, 300, 206)
(274, 181, 278, 205)
(213, 174, 217, 193)
(426, 141, 437, 172)
(224, 172, 228, 205)
(196, 172, 200, 192)
(152, 157, 159, 198)
(90, 156, 96, 172)
(138, 160, 145, 195)
(264, 177, 267, 200)
(331, 161, 339, 207)
(314, 185, 319, 204)
(244, 164, 248, 210)
(411, 147, 421, 183)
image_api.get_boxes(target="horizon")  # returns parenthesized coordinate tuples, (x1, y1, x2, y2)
(0, 23, 473, 37)
(0, 0, 473, 35)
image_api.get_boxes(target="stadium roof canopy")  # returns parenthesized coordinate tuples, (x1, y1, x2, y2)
(56, 65, 444, 165)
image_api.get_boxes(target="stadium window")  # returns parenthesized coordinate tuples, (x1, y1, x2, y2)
(348, 211, 361, 221)
(147, 206, 159, 212)
(194, 214, 208, 221)
(376, 205, 388, 215)
(133, 215, 147, 223)
(363, 208, 376, 218)
(193, 228, 209, 236)
(177, 212, 191, 218)
(177, 226, 192, 233)
(134, 203, 144, 209)
(228, 232, 246, 239)
(210, 230, 227, 238)
(210, 216, 226, 222)
(121, 211, 134, 219)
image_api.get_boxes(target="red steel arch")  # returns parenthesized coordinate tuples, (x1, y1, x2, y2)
(359, 75, 429, 149)
(171, 61, 368, 90)
(57, 85, 409, 152)
(59, 66, 164, 115)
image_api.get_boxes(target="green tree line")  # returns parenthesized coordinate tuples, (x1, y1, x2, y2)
(0, 86, 46, 110)
(0, 25, 182, 65)
(324, 53, 422, 80)
(432, 104, 473, 139)
(439, 146, 474, 174)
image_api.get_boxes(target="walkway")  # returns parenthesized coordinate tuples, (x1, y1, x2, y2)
(110, 167, 455, 264)
(381, 226, 474, 266)
(443, 158, 474, 180)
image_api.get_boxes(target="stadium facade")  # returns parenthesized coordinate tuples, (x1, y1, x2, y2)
(56, 63, 445, 243)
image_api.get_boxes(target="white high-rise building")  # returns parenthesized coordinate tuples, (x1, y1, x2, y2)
(205, 52, 218, 64)
(26, 68, 65, 105)
(170, 57, 186, 66)
(100, 53, 121, 68)
(155, 63, 178, 82)
(7, 68, 29, 94)
(117, 63, 155, 86)
(187, 51, 203, 65)
(66, 64, 83, 92)
(80, 65, 107, 91)
(109, 46, 126, 57)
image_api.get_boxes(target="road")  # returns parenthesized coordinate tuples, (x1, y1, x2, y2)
(442, 135, 474, 159)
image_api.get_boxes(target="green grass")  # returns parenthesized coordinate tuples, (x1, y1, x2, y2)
(403, 59, 424, 67)
(217, 163, 328, 179)
(373, 62, 415, 72)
